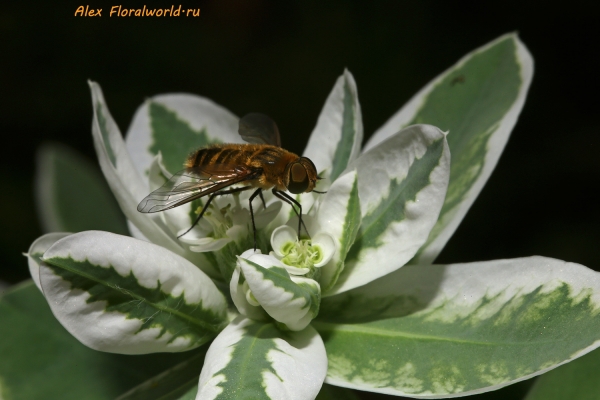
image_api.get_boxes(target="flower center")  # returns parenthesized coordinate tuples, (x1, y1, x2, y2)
(200, 203, 235, 238)
(279, 239, 323, 279)
(193, 193, 254, 241)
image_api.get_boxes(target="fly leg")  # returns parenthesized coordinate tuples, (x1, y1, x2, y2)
(258, 190, 266, 209)
(248, 188, 265, 250)
(177, 186, 253, 238)
(272, 189, 310, 239)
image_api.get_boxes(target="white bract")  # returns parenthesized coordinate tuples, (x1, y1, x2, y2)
(26, 34, 600, 399)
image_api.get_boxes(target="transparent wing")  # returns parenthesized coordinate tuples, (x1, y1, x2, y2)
(238, 113, 281, 147)
(137, 165, 254, 213)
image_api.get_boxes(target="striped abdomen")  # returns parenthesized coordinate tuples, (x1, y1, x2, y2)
(185, 144, 300, 190)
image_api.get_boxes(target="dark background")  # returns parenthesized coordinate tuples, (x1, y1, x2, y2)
(1, 1, 599, 398)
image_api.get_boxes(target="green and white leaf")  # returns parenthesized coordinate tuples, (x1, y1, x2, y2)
(304, 69, 363, 183)
(330, 124, 450, 294)
(314, 170, 361, 294)
(524, 347, 600, 400)
(230, 254, 270, 323)
(365, 33, 534, 264)
(0, 281, 198, 400)
(146, 152, 201, 239)
(146, 153, 223, 279)
(35, 143, 128, 235)
(315, 256, 600, 397)
(125, 93, 242, 178)
(237, 254, 320, 331)
(26, 232, 70, 292)
(89, 81, 186, 257)
(40, 231, 228, 354)
(197, 316, 327, 400)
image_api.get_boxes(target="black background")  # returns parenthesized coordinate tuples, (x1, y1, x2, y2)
(1, 2, 599, 398)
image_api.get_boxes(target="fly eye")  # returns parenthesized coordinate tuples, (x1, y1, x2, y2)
(287, 162, 309, 194)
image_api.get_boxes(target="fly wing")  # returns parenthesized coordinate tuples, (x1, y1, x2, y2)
(137, 164, 255, 213)
(238, 113, 281, 147)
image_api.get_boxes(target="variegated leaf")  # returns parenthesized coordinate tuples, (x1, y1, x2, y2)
(230, 255, 270, 323)
(0, 281, 200, 399)
(365, 33, 534, 264)
(146, 153, 207, 242)
(314, 170, 361, 294)
(125, 93, 242, 178)
(304, 69, 363, 183)
(40, 231, 228, 354)
(26, 232, 70, 292)
(238, 254, 320, 331)
(330, 124, 450, 294)
(525, 347, 600, 400)
(89, 82, 186, 257)
(197, 316, 327, 400)
(316, 256, 600, 397)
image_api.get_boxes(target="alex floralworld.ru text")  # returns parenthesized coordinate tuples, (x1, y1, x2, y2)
(74, 5, 201, 17)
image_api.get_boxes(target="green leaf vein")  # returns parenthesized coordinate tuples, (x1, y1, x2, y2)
(347, 138, 445, 261)
(44, 256, 227, 345)
(330, 79, 356, 182)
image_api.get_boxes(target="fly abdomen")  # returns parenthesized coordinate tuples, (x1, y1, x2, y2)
(187, 145, 241, 168)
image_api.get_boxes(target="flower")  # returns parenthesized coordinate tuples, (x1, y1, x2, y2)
(271, 224, 336, 276)
(26, 34, 600, 399)
(230, 249, 321, 331)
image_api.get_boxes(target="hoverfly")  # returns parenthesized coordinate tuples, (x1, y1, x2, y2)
(137, 113, 323, 249)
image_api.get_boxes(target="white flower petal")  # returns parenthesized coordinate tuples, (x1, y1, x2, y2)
(311, 232, 336, 268)
(254, 201, 283, 229)
(188, 237, 232, 253)
(271, 225, 298, 258)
